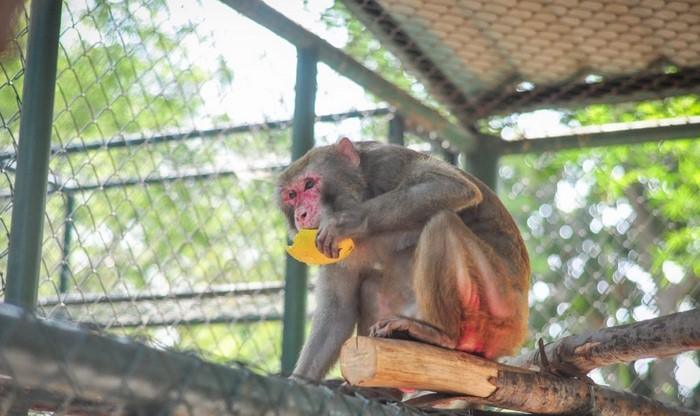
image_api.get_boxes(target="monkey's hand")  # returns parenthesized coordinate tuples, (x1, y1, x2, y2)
(316, 209, 367, 258)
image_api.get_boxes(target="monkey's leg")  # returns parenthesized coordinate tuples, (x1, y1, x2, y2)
(292, 265, 362, 381)
(372, 210, 527, 358)
(370, 210, 470, 349)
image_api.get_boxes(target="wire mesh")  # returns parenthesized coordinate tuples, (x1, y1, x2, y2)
(496, 101, 700, 408)
(0, 0, 698, 414)
(0, 1, 416, 414)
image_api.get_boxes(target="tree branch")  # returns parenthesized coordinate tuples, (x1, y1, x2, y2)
(340, 336, 699, 415)
(507, 309, 700, 377)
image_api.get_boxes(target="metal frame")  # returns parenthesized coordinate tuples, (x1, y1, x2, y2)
(466, 67, 700, 119)
(40, 281, 290, 307)
(69, 313, 286, 329)
(4, 0, 63, 309)
(280, 46, 318, 375)
(499, 117, 700, 155)
(0, 108, 392, 163)
(388, 114, 405, 146)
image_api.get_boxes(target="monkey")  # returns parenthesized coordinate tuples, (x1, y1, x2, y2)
(277, 137, 530, 381)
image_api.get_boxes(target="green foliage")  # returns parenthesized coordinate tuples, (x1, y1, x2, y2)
(178, 322, 284, 373)
(572, 98, 700, 277)
(499, 96, 699, 406)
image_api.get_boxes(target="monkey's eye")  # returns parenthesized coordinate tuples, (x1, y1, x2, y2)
(304, 178, 315, 190)
(288, 190, 297, 200)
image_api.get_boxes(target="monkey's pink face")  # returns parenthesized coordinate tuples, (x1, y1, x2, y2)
(281, 174, 322, 230)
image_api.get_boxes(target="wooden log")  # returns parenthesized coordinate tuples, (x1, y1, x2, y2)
(340, 336, 699, 416)
(340, 336, 498, 397)
(508, 309, 700, 376)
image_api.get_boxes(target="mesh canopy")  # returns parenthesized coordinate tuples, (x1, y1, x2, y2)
(344, 0, 700, 120)
(358, 0, 700, 89)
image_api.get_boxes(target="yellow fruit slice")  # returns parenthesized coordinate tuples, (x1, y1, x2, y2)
(286, 229, 354, 265)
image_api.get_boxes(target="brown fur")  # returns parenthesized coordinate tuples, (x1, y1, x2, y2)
(413, 211, 465, 339)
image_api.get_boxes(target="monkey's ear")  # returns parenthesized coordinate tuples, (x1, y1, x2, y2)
(336, 137, 360, 167)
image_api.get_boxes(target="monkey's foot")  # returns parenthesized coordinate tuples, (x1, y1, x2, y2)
(369, 317, 457, 349)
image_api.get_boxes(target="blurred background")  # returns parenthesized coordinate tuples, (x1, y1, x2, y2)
(0, 0, 697, 412)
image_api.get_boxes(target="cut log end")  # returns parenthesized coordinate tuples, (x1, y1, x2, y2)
(339, 336, 378, 384)
(340, 336, 498, 398)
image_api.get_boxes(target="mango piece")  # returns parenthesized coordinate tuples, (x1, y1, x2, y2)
(286, 229, 354, 265)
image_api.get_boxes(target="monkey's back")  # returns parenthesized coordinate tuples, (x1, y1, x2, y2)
(357, 141, 530, 283)
(459, 173, 530, 283)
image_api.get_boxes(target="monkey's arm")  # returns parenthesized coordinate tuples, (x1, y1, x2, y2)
(317, 162, 482, 257)
(364, 168, 482, 233)
(292, 265, 361, 381)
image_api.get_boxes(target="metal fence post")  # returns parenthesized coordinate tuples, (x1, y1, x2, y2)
(388, 113, 405, 146)
(4, 0, 63, 309)
(281, 47, 318, 375)
(59, 193, 75, 294)
(442, 149, 458, 166)
(464, 137, 500, 191)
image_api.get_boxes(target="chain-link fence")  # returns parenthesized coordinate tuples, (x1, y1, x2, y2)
(0, 0, 698, 414)
(499, 132, 700, 408)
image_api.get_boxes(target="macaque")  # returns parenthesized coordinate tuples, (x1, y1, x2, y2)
(277, 138, 530, 381)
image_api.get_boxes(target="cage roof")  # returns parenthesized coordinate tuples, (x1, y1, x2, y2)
(343, 0, 700, 121)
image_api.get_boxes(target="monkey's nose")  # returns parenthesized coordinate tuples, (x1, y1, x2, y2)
(295, 209, 308, 225)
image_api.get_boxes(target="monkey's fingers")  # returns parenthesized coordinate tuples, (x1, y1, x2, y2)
(323, 237, 337, 259)
(315, 228, 331, 257)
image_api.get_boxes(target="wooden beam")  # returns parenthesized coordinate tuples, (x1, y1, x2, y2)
(340, 336, 698, 415)
(219, 0, 475, 152)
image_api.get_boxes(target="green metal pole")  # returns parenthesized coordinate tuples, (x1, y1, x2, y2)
(464, 137, 500, 191)
(388, 113, 405, 146)
(59, 193, 75, 293)
(4, 0, 63, 309)
(281, 47, 318, 376)
(443, 148, 458, 166)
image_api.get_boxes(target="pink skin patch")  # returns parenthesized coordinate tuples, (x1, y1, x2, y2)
(281, 173, 322, 230)
(456, 287, 492, 357)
